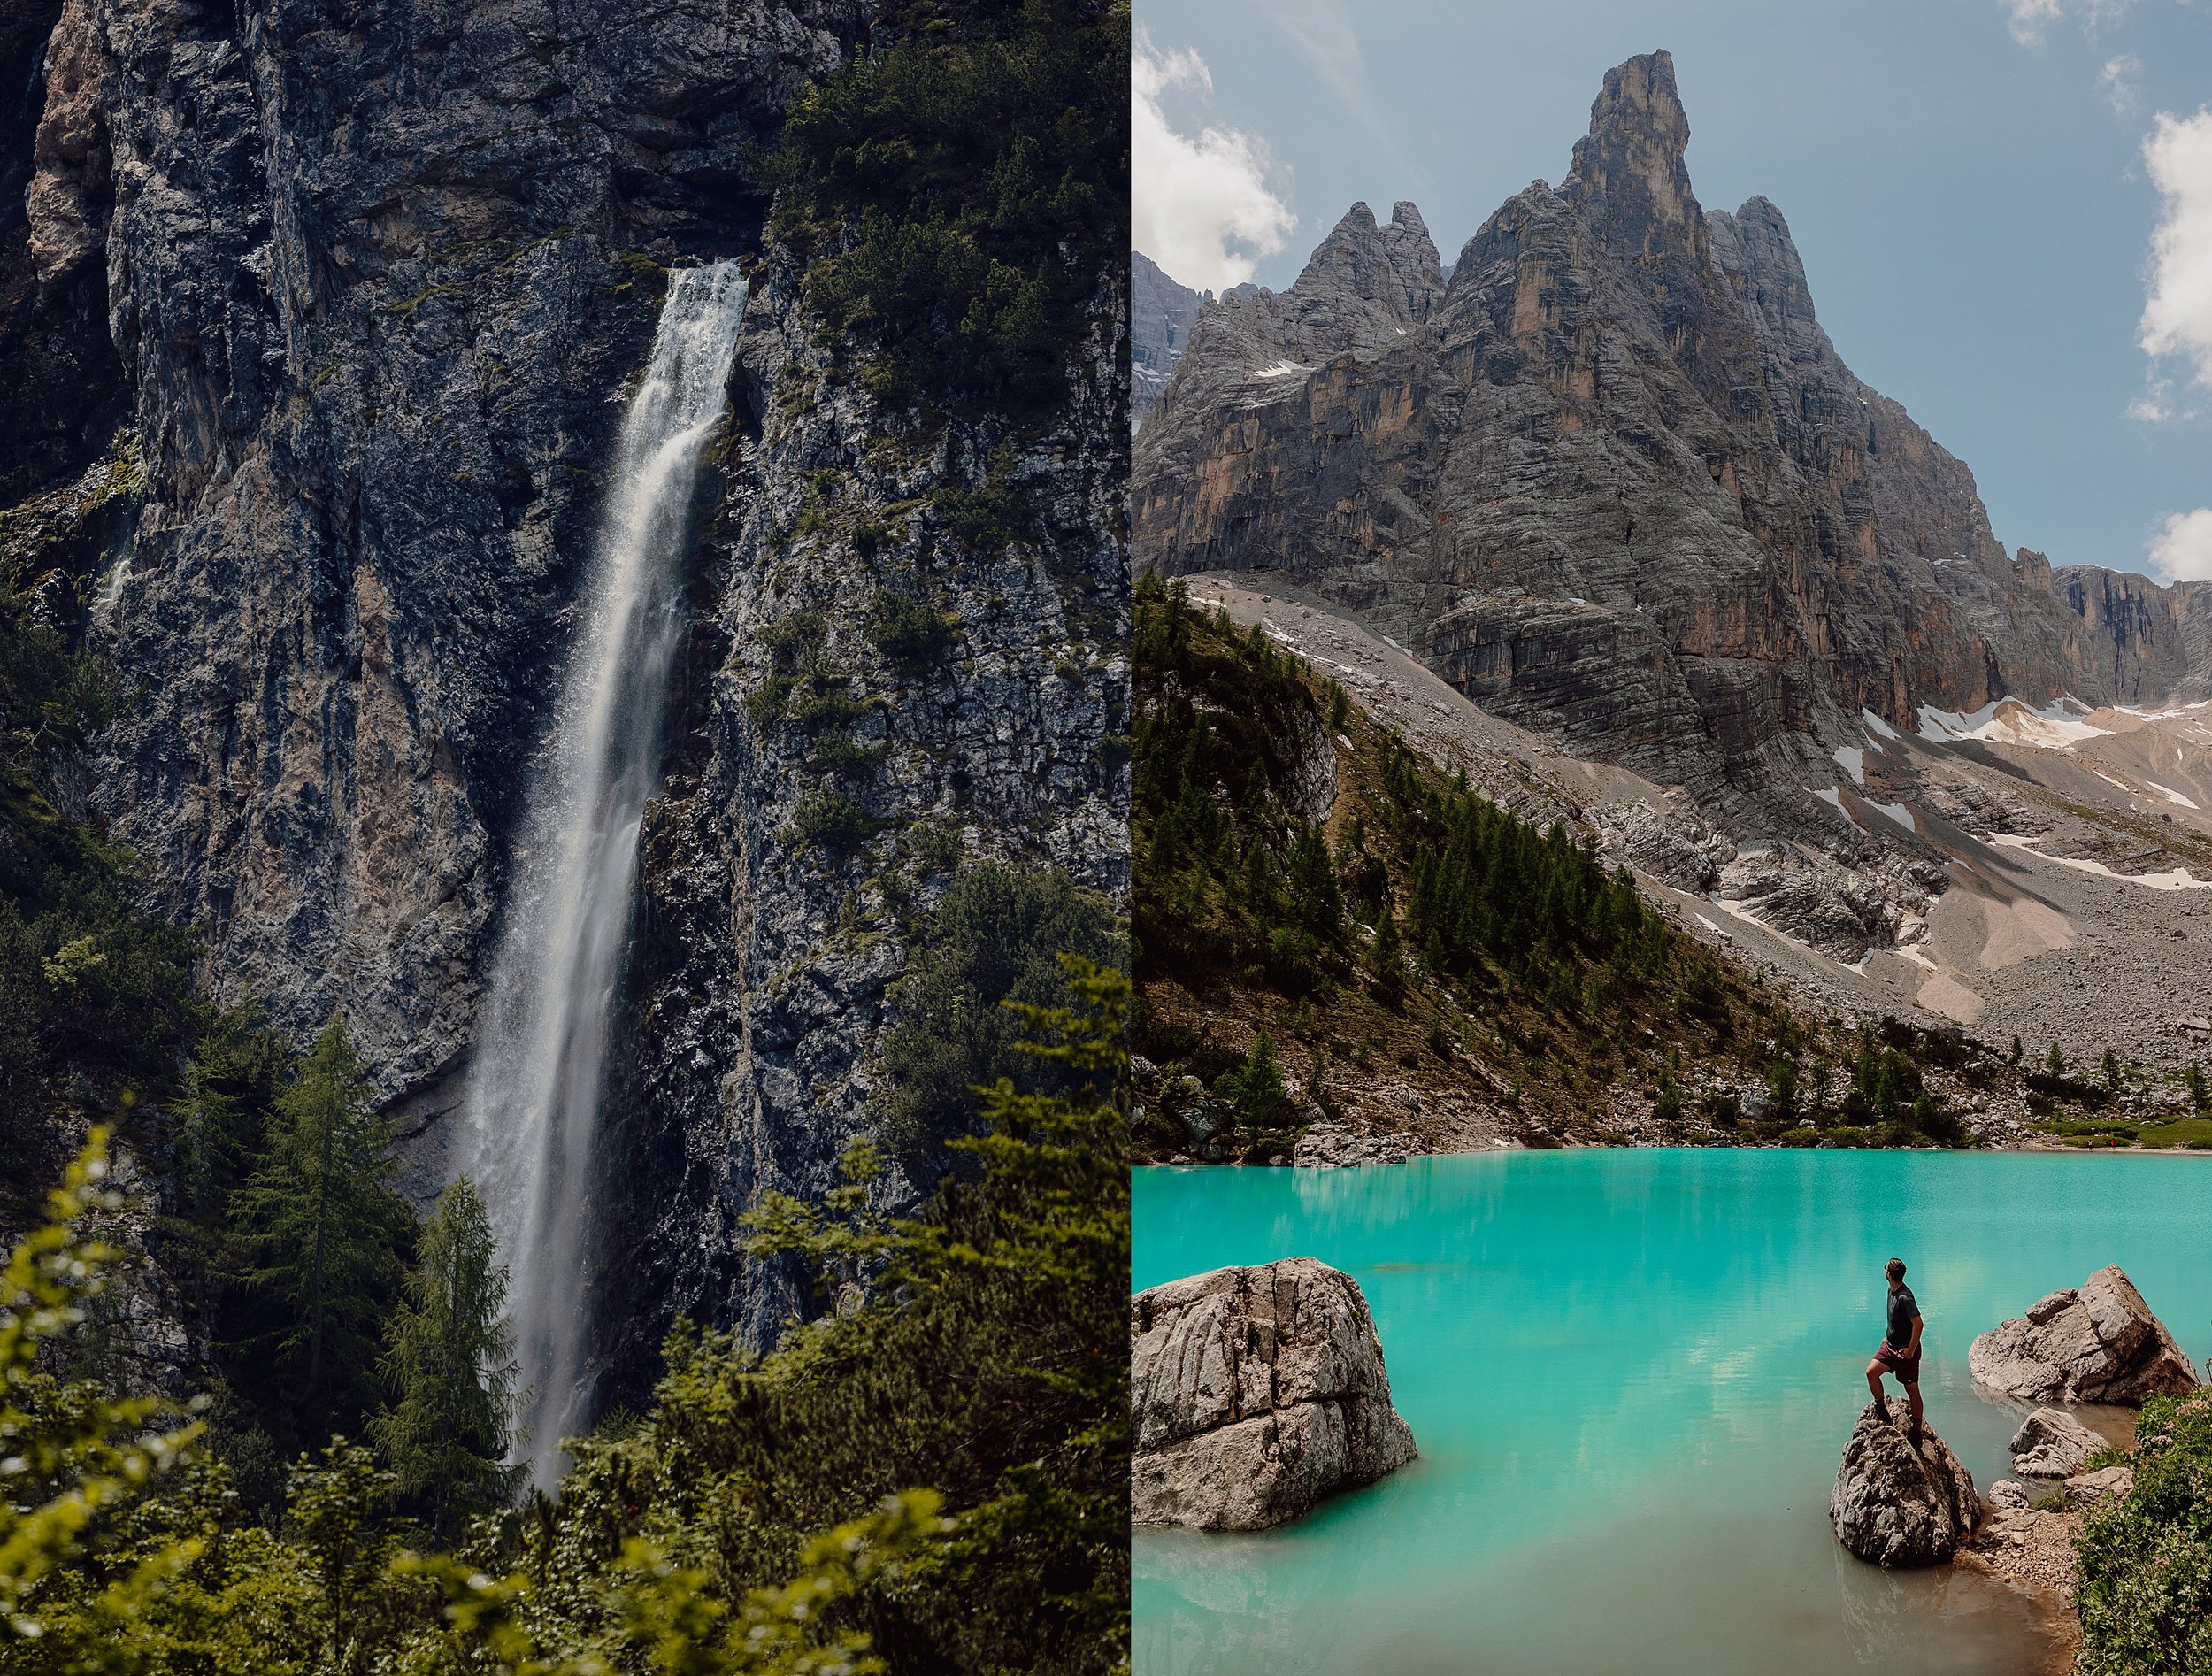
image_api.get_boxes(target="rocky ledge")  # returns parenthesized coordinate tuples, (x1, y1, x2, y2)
(2007, 1407, 2108, 1479)
(1970, 1267, 2199, 1406)
(1130, 1257, 1417, 1531)
(1831, 1404, 1978, 1567)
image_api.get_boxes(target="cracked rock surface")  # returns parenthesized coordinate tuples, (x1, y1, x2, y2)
(1131, 1257, 1417, 1530)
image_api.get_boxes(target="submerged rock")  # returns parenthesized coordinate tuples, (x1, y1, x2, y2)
(1130, 1257, 1417, 1531)
(1970, 1267, 2199, 1405)
(2008, 1407, 2107, 1479)
(1831, 1403, 1978, 1567)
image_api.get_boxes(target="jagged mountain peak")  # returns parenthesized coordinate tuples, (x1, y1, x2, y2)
(1563, 50, 1702, 262)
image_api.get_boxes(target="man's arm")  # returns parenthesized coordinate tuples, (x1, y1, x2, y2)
(1908, 1311, 1924, 1357)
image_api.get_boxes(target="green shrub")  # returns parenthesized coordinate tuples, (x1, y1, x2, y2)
(783, 789, 887, 853)
(875, 863, 1122, 1173)
(865, 588, 962, 669)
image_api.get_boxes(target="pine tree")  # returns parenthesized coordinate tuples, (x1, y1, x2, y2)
(2189, 1061, 2209, 1113)
(371, 1176, 522, 1535)
(228, 1019, 412, 1426)
(2008, 1034, 2024, 1065)
(2045, 1041, 2067, 1077)
(2102, 1046, 2122, 1091)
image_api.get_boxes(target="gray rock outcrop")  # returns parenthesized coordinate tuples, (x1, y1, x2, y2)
(1970, 1267, 2199, 1406)
(1831, 1403, 1978, 1567)
(1131, 1257, 1417, 1530)
(2064, 1465, 2133, 1508)
(1132, 251, 1203, 433)
(2008, 1406, 2106, 1479)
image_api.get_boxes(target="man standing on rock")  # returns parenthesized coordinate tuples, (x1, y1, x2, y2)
(1866, 1257, 1925, 1434)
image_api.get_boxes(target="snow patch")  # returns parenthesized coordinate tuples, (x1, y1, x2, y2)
(1867, 800, 1916, 833)
(1832, 745, 1866, 786)
(1861, 708, 1901, 742)
(1989, 834, 2211, 891)
(1252, 360, 1313, 379)
(1917, 695, 2110, 750)
(2147, 781, 2200, 810)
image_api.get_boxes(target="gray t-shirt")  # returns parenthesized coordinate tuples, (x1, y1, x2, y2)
(1886, 1282, 1920, 1351)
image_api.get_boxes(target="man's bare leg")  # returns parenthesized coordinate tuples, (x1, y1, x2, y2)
(1865, 1361, 1893, 1423)
(1903, 1380, 1924, 1434)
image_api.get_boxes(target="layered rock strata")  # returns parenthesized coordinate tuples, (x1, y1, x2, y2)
(1970, 1267, 2199, 1405)
(1131, 1256, 1417, 1530)
(1831, 1403, 1978, 1567)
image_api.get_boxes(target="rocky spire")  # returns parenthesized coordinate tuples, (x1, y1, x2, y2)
(1379, 202, 1444, 322)
(1562, 50, 1704, 268)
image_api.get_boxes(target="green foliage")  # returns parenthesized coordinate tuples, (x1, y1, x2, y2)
(2076, 1388, 2212, 1673)
(875, 864, 1123, 1173)
(0, 1131, 204, 1656)
(0, 558, 195, 1175)
(368, 1178, 523, 1537)
(2047, 1040, 2068, 1077)
(0, 1135, 1010, 1676)
(782, 789, 887, 853)
(227, 1021, 414, 1432)
(2103, 1046, 2123, 1091)
(2008, 1034, 2024, 1065)
(864, 588, 962, 671)
(1133, 569, 1704, 1026)
(766, 0, 1126, 419)
(499, 957, 1131, 1675)
(2189, 1061, 2208, 1114)
(1213, 1033, 1294, 1133)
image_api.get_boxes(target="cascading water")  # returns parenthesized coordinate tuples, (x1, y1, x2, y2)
(462, 260, 749, 1486)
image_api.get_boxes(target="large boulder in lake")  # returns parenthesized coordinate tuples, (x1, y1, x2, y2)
(1832, 1403, 1978, 1566)
(2008, 1406, 2106, 1479)
(1130, 1257, 1417, 1530)
(1969, 1267, 2198, 1405)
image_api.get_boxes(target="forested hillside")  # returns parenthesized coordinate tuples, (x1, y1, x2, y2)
(1131, 573, 1980, 1158)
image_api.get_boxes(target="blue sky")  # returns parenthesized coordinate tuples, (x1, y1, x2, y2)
(1132, 0, 2212, 583)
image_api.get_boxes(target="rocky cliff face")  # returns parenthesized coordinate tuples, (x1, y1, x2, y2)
(1130, 250, 1200, 433)
(1133, 50, 2208, 831)
(4, 0, 1125, 1396)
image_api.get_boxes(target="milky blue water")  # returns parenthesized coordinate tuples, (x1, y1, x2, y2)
(1133, 1149, 2212, 1676)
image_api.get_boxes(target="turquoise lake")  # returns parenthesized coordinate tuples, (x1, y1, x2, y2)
(1133, 1149, 2212, 1676)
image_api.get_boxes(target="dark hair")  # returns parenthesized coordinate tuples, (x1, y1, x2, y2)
(1886, 1258, 1906, 1280)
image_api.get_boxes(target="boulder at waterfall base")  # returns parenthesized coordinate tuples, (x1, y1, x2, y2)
(1831, 1404, 1978, 1566)
(1970, 1267, 2199, 1405)
(1131, 1257, 1417, 1530)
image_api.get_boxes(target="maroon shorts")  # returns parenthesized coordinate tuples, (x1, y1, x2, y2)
(1874, 1341, 1921, 1385)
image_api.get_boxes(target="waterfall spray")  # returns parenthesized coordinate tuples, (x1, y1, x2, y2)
(462, 260, 748, 1486)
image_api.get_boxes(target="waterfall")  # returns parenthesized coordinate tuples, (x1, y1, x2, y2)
(462, 259, 748, 1486)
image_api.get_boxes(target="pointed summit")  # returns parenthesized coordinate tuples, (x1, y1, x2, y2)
(1562, 50, 1702, 265)
(1293, 200, 1443, 326)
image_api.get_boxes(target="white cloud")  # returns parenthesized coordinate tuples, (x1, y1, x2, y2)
(2100, 53, 2141, 112)
(1132, 33, 1295, 294)
(2001, 0, 2145, 43)
(2150, 508, 2212, 580)
(2139, 106, 2212, 404)
(2004, 0, 2069, 42)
